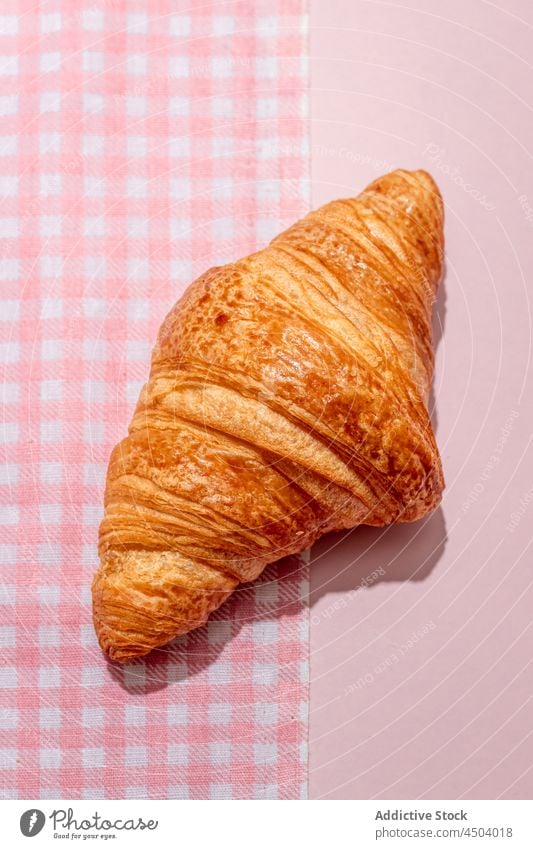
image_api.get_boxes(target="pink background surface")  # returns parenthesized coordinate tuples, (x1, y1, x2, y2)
(308, 0, 533, 798)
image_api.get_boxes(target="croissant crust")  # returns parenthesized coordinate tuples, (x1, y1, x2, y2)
(93, 169, 445, 662)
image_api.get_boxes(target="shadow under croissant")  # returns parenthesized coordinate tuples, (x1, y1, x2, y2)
(106, 506, 447, 694)
(309, 505, 447, 603)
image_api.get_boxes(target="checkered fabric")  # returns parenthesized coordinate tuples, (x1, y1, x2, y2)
(0, 1, 309, 799)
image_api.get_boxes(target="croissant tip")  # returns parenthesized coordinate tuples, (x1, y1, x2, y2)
(91, 568, 154, 664)
(103, 642, 151, 665)
(391, 167, 442, 193)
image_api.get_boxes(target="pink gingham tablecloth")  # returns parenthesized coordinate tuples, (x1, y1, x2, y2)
(0, 0, 309, 799)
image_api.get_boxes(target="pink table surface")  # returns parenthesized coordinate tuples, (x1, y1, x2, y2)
(308, 0, 533, 799)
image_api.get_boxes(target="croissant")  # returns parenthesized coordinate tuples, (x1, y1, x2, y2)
(93, 168, 445, 662)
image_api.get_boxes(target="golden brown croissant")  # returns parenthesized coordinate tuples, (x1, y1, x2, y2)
(93, 168, 445, 662)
